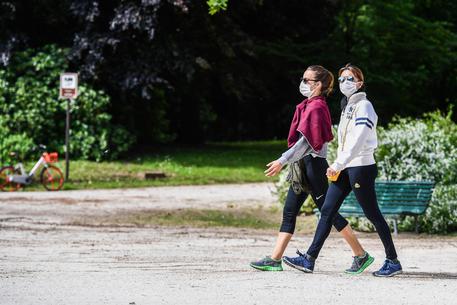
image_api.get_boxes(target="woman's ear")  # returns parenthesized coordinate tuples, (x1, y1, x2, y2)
(357, 81, 364, 90)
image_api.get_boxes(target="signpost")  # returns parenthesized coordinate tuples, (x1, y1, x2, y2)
(59, 73, 78, 181)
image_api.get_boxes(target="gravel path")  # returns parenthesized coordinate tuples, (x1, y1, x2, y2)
(0, 183, 277, 226)
(1, 183, 456, 305)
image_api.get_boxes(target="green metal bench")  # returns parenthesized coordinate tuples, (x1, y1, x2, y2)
(314, 180, 435, 234)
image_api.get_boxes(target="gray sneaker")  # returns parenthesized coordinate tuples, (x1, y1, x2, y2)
(250, 256, 283, 271)
(345, 252, 374, 275)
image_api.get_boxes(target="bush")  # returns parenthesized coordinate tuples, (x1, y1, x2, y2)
(0, 45, 134, 162)
(399, 184, 457, 234)
(0, 117, 34, 163)
(376, 110, 457, 184)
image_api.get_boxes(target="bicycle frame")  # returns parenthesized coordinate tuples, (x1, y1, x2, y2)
(10, 156, 48, 185)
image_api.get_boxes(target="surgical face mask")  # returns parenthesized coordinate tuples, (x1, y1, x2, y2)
(339, 80, 357, 97)
(299, 81, 312, 97)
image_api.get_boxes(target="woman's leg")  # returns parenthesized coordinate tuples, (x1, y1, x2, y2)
(347, 165, 398, 260)
(283, 170, 353, 272)
(339, 225, 364, 257)
(305, 157, 364, 256)
(271, 233, 292, 260)
(271, 186, 308, 259)
(306, 169, 352, 259)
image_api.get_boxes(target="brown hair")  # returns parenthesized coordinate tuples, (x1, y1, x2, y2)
(338, 63, 365, 83)
(307, 65, 334, 97)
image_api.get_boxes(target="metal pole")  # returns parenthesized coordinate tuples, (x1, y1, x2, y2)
(65, 99, 71, 180)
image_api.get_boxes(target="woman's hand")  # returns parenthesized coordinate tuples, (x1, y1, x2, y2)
(265, 160, 283, 177)
(326, 167, 337, 178)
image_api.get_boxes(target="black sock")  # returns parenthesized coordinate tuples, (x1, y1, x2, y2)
(305, 253, 316, 262)
(358, 251, 367, 259)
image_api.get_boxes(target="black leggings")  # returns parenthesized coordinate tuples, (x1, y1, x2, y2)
(306, 164, 398, 260)
(280, 155, 349, 234)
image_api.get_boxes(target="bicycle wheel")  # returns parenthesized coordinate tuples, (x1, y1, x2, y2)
(40, 165, 64, 191)
(0, 166, 22, 192)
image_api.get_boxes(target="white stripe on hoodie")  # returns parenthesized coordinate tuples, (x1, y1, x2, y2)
(330, 92, 378, 171)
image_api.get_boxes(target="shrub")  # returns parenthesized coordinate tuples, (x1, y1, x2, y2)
(0, 45, 134, 161)
(0, 117, 34, 163)
(399, 184, 457, 234)
(376, 110, 457, 185)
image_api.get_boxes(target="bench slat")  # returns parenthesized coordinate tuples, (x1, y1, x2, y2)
(336, 180, 434, 217)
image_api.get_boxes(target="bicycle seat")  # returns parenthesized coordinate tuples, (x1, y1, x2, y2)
(31, 144, 47, 153)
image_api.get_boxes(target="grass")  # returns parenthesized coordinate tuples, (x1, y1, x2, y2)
(15, 140, 286, 191)
(113, 208, 281, 229)
(77, 207, 317, 232)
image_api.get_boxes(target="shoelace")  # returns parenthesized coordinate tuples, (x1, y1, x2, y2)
(296, 250, 305, 257)
(350, 257, 360, 269)
(381, 260, 391, 271)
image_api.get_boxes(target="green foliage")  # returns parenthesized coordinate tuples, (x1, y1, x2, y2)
(335, 0, 457, 121)
(207, 0, 228, 15)
(399, 185, 457, 234)
(0, 45, 134, 161)
(2, 1, 457, 144)
(0, 116, 34, 163)
(377, 109, 457, 185)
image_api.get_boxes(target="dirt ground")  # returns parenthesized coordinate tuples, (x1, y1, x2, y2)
(1, 183, 456, 305)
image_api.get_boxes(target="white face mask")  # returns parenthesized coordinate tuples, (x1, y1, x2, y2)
(339, 80, 357, 97)
(299, 81, 313, 97)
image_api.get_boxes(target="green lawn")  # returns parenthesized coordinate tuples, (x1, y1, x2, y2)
(71, 207, 317, 233)
(22, 140, 286, 190)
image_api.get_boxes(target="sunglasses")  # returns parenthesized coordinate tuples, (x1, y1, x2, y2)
(300, 77, 318, 84)
(338, 76, 356, 83)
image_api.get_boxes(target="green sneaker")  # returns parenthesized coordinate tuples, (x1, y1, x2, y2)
(250, 256, 283, 271)
(345, 252, 374, 275)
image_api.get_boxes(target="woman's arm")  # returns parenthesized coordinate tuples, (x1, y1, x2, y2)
(278, 134, 315, 165)
(265, 135, 316, 177)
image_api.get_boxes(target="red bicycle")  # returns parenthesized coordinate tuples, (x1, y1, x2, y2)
(0, 145, 65, 191)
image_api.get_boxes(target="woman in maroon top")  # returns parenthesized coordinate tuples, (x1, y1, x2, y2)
(250, 65, 370, 274)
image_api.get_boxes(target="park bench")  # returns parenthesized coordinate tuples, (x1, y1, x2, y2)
(314, 180, 435, 235)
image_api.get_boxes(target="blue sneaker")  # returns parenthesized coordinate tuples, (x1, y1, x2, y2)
(373, 259, 403, 277)
(282, 250, 314, 273)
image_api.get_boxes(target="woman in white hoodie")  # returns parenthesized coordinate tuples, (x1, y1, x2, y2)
(283, 64, 402, 277)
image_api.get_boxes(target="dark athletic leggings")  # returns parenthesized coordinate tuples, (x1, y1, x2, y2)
(280, 155, 349, 234)
(306, 164, 398, 260)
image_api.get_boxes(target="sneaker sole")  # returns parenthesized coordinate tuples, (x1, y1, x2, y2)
(282, 257, 313, 273)
(373, 270, 403, 277)
(345, 255, 375, 275)
(249, 263, 283, 271)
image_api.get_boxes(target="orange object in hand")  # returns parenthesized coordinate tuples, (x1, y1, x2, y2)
(328, 171, 340, 182)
